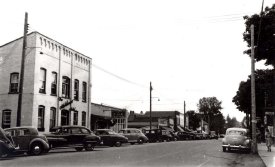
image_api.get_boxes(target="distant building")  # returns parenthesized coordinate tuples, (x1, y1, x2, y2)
(0, 32, 92, 132)
(128, 111, 186, 132)
(90, 103, 128, 132)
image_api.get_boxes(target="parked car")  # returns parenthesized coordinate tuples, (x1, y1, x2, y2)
(0, 127, 15, 158)
(4, 127, 49, 156)
(169, 131, 179, 141)
(144, 129, 174, 142)
(177, 131, 191, 140)
(94, 129, 128, 147)
(222, 127, 251, 152)
(193, 132, 204, 140)
(210, 131, 218, 139)
(44, 126, 101, 152)
(118, 128, 148, 145)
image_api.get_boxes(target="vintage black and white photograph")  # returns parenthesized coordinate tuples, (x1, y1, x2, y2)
(0, 0, 275, 166)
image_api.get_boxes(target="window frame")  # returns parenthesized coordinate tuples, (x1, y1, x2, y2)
(62, 76, 70, 98)
(82, 82, 87, 102)
(73, 111, 78, 125)
(39, 68, 47, 94)
(38, 105, 45, 131)
(51, 72, 57, 96)
(74, 79, 79, 101)
(2, 110, 11, 129)
(50, 107, 56, 130)
(9, 72, 19, 94)
(82, 111, 86, 126)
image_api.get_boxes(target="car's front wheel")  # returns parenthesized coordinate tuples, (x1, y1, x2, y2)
(75, 147, 83, 151)
(30, 143, 43, 155)
(84, 143, 95, 151)
(222, 147, 226, 152)
(114, 141, 121, 147)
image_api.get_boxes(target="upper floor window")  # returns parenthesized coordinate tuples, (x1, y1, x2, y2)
(62, 76, 70, 98)
(2, 110, 11, 129)
(10, 73, 19, 93)
(51, 72, 57, 95)
(39, 68, 46, 93)
(74, 79, 79, 101)
(38, 105, 45, 131)
(82, 82, 87, 102)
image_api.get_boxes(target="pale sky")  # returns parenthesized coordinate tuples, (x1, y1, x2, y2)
(1, 0, 274, 121)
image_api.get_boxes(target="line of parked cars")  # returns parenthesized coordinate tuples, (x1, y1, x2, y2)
(0, 125, 218, 158)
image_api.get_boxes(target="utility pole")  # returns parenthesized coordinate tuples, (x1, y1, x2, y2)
(184, 101, 186, 129)
(17, 12, 28, 127)
(251, 24, 258, 154)
(149, 82, 152, 131)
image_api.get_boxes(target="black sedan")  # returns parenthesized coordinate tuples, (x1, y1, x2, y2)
(94, 129, 128, 147)
(44, 126, 101, 151)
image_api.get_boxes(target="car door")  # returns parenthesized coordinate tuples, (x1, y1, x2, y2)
(70, 127, 86, 145)
(96, 130, 111, 146)
(13, 129, 31, 151)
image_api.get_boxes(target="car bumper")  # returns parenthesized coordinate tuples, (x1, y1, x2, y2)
(222, 144, 250, 149)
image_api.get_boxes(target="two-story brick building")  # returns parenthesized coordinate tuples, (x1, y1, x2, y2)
(0, 32, 92, 132)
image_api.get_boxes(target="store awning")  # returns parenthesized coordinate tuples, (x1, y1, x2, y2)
(177, 126, 184, 132)
(160, 126, 174, 131)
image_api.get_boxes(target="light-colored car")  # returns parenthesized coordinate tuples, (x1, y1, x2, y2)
(119, 128, 148, 145)
(222, 127, 251, 152)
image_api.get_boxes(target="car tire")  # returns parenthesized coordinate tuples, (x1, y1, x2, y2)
(130, 142, 135, 145)
(30, 143, 43, 156)
(75, 147, 83, 151)
(222, 147, 226, 152)
(114, 141, 121, 147)
(84, 143, 94, 151)
(138, 139, 144, 144)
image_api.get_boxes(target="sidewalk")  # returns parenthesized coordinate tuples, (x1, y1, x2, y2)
(258, 143, 275, 167)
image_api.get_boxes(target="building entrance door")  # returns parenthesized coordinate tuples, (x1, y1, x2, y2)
(61, 110, 70, 125)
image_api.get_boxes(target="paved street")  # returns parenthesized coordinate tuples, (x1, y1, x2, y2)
(1, 139, 265, 167)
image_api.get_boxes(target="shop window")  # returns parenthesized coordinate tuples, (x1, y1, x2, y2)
(82, 112, 86, 126)
(2, 110, 11, 129)
(73, 111, 78, 125)
(38, 106, 45, 131)
(50, 107, 56, 130)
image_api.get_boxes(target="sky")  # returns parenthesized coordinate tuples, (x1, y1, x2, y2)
(0, 0, 274, 122)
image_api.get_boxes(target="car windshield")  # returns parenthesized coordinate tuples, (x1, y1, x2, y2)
(227, 130, 245, 136)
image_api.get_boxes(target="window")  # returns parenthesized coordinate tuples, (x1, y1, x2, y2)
(51, 72, 57, 95)
(74, 79, 79, 100)
(82, 82, 87, 102)
(62, 76, 70, 98)
(10, 73, 19, 93)
(73, 111, 78, 125)
(82, 112, 86, 126)
(39, 68, 46, 93)
(2, 110, 11, 129)
(38, 106, 45, 131)
(50, 107, 56, 130)
(61, 110, 70, 126)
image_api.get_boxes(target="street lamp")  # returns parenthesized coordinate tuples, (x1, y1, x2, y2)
(149, 81, 160, 131)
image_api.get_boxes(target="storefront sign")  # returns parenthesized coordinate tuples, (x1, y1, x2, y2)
(60, 100, 73, 109)
(111, 110, 126, 118)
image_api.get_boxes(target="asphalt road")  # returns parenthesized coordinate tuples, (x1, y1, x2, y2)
(0, 139, 265, 167)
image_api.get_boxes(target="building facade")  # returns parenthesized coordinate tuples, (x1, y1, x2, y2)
(0, 32, 92, 132)
(128, 111, 186, 132)
(90, 103, 128, 132)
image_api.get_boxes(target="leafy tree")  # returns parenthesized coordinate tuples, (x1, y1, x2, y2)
(211, 113, 226, 134)
(197, 97, 223, 132)
(225, 115, 239, 128)
(243, 4, 275, 66)
(186, 110, 200, 130)
(232, 69, 273, 125)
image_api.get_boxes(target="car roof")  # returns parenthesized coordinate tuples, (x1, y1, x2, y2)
(4, 126, 36, 130)
(52, 125, 87, 129)
(226, 128, 247, 132)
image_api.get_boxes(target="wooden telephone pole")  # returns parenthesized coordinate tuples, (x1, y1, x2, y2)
(16, 12, 28, 126)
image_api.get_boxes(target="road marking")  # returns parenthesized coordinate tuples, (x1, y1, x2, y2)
(197, 158, 210, 167)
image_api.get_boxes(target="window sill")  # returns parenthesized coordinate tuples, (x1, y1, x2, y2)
(8, 92, 19, 94)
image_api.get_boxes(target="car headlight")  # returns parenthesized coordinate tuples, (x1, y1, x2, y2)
(222, 138, 226, 144)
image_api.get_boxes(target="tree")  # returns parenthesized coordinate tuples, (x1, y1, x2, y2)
(186, 110, 200, 130)
(197, 97, 223, 132)
(225, 115, 239, 128)
(243, 4, 275, 66)
(232, 69, 273, 126)
(211, 113, 226, 134)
